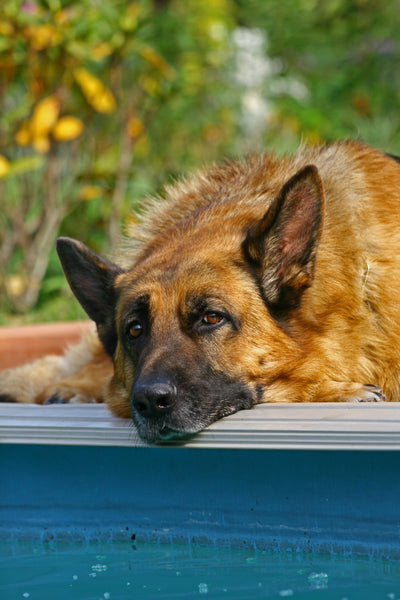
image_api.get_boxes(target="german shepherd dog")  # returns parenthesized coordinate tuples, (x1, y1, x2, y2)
(2, 141, 400, 442)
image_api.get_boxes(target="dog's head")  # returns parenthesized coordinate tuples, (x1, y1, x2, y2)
(57, 164, 324, 442)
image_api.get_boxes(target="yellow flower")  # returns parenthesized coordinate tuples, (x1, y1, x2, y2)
(73, 68, 116, 114)
(0, 155, 10, 178)
(52, 116, 84, 141)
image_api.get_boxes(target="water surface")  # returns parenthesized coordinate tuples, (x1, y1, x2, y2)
(1, 540, 399, 599)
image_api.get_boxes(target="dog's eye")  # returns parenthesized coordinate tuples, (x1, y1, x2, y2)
(127, 321, 143, 339)
(202, 312, 224, 326)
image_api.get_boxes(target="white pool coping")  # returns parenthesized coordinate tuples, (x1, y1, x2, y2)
(1, 402, 400, 450)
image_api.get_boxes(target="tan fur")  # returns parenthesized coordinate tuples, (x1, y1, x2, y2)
(36, 332, 113, 405)
(0, 327, 111, 405)
(2, 141, 400, 427)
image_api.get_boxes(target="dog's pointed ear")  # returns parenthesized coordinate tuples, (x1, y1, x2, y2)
(243, 164, 324, 309)
(56, 237, 123, 355)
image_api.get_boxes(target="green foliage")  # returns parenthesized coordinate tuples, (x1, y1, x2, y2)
(0, 0, 239, 316)
(235, 0, 400, 150)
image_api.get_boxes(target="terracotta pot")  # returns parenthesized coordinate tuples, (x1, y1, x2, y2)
(0, 321, 91, 370)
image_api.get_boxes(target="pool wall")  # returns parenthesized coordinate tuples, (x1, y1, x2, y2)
(1, 443, 400, 559)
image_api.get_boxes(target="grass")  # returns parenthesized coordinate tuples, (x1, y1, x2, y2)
(0, 293, 86, 327)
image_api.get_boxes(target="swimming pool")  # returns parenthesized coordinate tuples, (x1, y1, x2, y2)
(1, 402, 400, 597)
(2, 539, 400, 599)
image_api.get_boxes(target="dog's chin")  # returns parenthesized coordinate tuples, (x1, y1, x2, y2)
(134, 408, 243, 443)
(156, 427, 195, 443)
(130, 410, 201, 443)
(135, 422, 199, 444)
(131, 389, 254, 443)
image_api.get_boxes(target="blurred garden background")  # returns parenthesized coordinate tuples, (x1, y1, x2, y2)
(0, 0, 399, 324)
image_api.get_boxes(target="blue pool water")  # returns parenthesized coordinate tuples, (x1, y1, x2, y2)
(1, 540, 399, 600)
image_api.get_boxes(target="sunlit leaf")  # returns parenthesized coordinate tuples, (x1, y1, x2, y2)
(0, 155, 10, 178)
(73, 68, 116, 114)
(91, 42, 114, 61)
(119, 3, 140, 31)
(24, 24, 61, 51)
(0, 21, 14, 36)
(79, 185, 103, 201)
(139, 75, 159, 96)
(7, 155, 45, 177)
(31, 95, 60, 137)
(140, 45, 175, 80)
(52, 116, 84, 141)
(15, 121, 31, 146)
(54, 9, 71, 25)
(127, 117, 144, 138)
(32, 136, 51, 154)
(93, 90, 117, 114)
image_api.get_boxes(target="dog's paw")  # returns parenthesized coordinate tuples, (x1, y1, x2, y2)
(0, 355, 67, 404)
(38, 386, 99, 405)
(307, 380, 387, 403)
(0, 393, 17, 403)
(351, 384, 386, 403)
(44, 394, 68, 405)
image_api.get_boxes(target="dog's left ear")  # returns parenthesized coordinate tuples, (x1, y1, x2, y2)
(243, 164, 324, 309)
(57, 237, 123, 355)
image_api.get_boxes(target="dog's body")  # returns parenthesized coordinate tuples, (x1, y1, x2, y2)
(2, 141, 400, 441)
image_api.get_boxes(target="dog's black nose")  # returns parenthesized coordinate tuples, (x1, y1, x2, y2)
(132, 378, 177, 418)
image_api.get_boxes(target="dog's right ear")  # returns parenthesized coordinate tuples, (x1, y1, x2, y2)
(56, 237, 123, 355)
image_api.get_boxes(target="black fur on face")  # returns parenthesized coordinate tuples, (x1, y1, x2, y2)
(128, 362, 256, 443)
